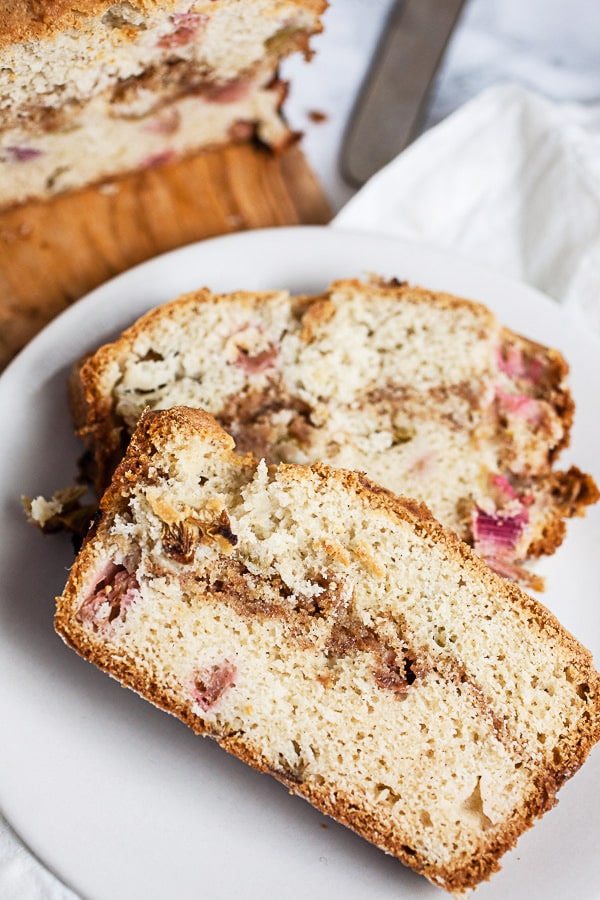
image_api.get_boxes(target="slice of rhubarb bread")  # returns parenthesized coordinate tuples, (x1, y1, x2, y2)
(70, 278, 598, 588)
(0, 0, 326, 208)
(55, 406, 600, 895)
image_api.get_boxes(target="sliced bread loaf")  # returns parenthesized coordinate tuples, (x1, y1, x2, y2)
(55, 405, 600, 894)
(70, 278, 598, 587)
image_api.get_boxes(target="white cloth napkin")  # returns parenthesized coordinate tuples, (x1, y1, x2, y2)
(334, 82, 600, 334)
(5, 80, 600, 900)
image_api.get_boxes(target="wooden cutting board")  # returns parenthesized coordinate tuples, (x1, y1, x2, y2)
(0, 143, 331, 370)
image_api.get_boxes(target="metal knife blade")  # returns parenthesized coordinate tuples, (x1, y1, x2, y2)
(340, 0, 467, 187)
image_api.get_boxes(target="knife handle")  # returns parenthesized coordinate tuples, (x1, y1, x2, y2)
(340, 0, 467, 187)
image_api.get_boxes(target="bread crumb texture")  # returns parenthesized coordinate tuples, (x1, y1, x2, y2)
(0, 0, 326, 206)
(73, 278, 599, 588)
(55, 406, 600, 895)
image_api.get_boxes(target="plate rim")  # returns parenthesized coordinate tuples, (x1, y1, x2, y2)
(1, 223, 599, 900)
(4, 224, 600, 391)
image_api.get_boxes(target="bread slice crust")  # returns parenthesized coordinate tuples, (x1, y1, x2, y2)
(69, 279, 599, 585)
(0, 0, 327, 50)
(55, 406, 600, 895)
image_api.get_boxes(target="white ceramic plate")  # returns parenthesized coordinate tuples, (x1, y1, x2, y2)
(1, 226, 599, 900)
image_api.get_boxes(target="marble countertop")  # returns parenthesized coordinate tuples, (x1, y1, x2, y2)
(283, 0, 600, 213)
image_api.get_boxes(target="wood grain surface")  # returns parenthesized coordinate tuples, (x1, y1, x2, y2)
(0, 142, 331, 369)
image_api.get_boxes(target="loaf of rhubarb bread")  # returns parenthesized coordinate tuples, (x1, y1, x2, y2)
(70, 277, 598, 587)
(55, 406, 600, 894)
(0, 0, 326, 208)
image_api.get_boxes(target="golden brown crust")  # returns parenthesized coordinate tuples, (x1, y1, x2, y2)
(55, 406, 600, 895)
(0, 0, 327, 50)
(130, 409, 600, 689)
(71, 355, 128, 495)
(68, 356, 91, 441)
(0, 0, 169, 47)
(340, 276, 500, 327)
(527, 467, 600, 558)
(72, 279, 499, 492)
(500, 327, 575, 459)
(73, 287, 292, 492)
(53, 609, 596, 897)
(298, 296, 336, 342)
(54, 599, 598, 895)
(72, 404, 600, 702)
(101, 405, 245, 509)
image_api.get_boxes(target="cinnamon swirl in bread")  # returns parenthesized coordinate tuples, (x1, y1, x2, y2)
(70, 278, 598, 587)
(55, 406, 600, 894)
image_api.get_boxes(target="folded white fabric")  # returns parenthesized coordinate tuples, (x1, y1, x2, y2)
(5, 80, 600, 900)
(334, 82, 600, 335)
